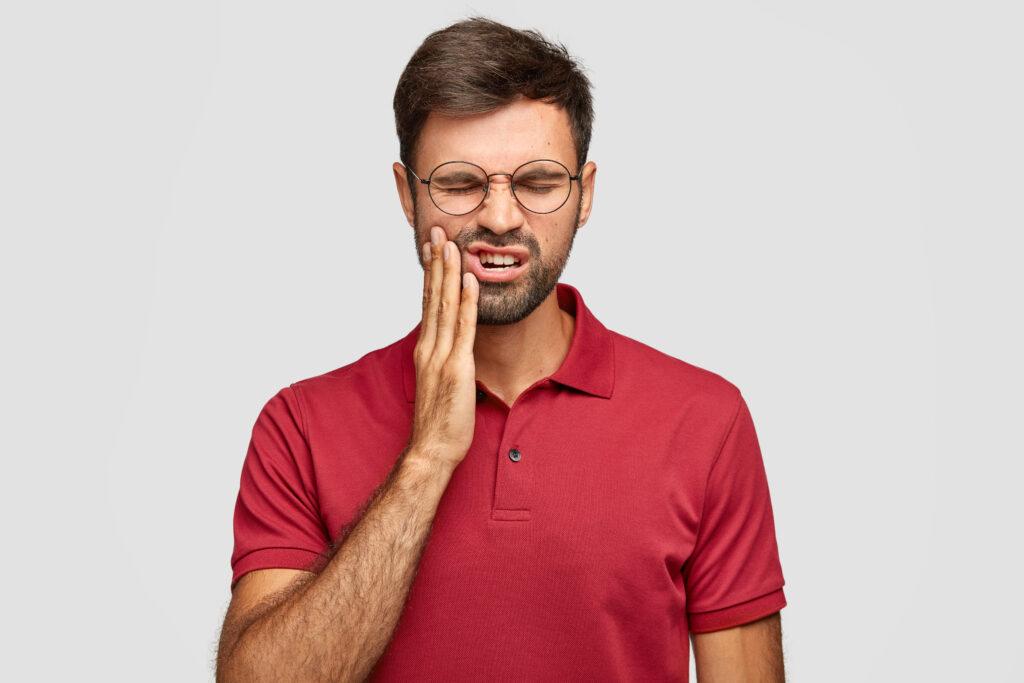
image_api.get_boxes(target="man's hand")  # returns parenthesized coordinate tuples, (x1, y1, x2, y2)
(217, 235, 475, 680)
(408, 225, 479, 469)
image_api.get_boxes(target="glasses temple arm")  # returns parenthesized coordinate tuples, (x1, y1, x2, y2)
(406, 167, 431, 185)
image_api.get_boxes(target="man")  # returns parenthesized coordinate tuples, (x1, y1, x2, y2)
(216, 16, 787, 682)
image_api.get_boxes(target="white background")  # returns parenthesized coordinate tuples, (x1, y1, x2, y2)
(2, 1, 1021, 680)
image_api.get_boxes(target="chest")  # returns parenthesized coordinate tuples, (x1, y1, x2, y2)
(311, 388, 712, 603)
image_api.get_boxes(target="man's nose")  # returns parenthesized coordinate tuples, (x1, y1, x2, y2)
(476, 175, 525, 232)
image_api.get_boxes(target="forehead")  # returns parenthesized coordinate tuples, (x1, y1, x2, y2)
(415, 97, 577, 174)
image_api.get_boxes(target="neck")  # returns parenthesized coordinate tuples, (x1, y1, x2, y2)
(472, 288, 575, 406)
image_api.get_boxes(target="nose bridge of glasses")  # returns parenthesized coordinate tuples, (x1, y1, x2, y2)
(485, 171, 514, 186)
(480, 173, 524, 217)
(483, 172, 515, 200)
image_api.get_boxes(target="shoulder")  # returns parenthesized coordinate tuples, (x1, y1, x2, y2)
(607, 328, 742, 418)
(285, 334, 408, 410)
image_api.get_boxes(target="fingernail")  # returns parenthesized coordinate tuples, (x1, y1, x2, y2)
(443, 242, 451, 259)
(431, 227, 443, 245)
(422, 242, 431, 263)
(463, 273, 472, 288)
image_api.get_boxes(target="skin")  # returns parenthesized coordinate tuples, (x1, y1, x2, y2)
(391, 95, 596, 407)
(692, 612, 786, 681)
(215, 95, 785, 681)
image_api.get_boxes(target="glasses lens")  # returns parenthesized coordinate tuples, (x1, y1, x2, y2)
(428, 162, 488, 215)
(512, 160, 572, 213)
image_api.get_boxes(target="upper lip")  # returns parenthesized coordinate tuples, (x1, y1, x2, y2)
(467, 243, 530, 261)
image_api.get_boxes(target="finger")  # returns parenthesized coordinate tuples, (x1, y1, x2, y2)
(432, 239, 461, 359)
(419, 230, 444, 357)
(452, 271, 478, 360)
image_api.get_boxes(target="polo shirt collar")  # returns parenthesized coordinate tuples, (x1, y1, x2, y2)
(401, 281, 615, 401)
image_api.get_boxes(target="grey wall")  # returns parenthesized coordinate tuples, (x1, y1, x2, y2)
(2, 1, 1021, 680)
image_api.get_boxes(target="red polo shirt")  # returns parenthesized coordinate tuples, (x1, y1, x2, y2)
(231, 281, 787, 681)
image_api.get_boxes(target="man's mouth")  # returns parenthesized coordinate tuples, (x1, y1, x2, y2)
(466, 248, 530, 282)
(479, 251, 522, 269)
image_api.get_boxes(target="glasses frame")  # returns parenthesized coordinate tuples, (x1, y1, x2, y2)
(407, 158, 583, 216)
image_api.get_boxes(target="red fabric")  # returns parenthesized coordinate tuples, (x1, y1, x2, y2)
(231, 281, 787, 681)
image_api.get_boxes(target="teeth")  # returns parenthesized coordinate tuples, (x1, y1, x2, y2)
(479, 251, 520, 266)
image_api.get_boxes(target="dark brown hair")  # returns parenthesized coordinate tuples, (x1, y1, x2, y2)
(393, 16, 594, 193)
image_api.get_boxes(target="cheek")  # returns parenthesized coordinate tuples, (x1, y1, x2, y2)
(414, 203, 460, 241)
(536, 219, 574, 253)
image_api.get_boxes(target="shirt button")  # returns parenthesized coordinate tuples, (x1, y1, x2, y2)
(509, 448, 522, 462)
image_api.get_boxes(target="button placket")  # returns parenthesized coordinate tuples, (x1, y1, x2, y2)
(492, 400, 536, 520)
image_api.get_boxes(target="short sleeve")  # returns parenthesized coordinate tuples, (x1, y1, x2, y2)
(230, 385, 331, 591)
(683, 391, 787, 633)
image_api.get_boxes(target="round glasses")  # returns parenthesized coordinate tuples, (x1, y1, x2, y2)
(408, 159, 582, 215)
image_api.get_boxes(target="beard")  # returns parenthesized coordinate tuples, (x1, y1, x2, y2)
(413, 191, 583, 326)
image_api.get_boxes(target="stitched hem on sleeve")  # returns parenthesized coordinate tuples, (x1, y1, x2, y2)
(687, 587, 787, 633)
(231, 547, 326, 591)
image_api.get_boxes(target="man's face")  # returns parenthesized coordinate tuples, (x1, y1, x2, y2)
(393, 97, 597, 325)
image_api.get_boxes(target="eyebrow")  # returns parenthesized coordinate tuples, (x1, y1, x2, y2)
(433, 170, 484, 183)
(514, 169, 565, 181)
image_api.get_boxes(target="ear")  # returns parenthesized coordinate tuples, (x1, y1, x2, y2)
(392, 161, 416, 227)
(575, 161, 597, 229)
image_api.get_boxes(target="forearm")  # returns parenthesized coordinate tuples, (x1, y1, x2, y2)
(692, 613, 785, 682)
(220, 448, 455, 683)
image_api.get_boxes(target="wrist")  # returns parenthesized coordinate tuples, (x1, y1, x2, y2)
(402, 446, 458, 480)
